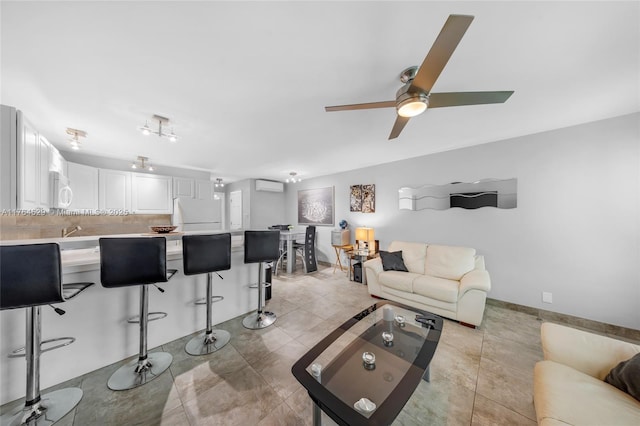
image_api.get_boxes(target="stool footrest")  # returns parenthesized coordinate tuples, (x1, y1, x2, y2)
(8, 337, 76, 358)
(248, 282, 272, 289)
(194, 296, 224, 305)
(127, 312, 168, 323)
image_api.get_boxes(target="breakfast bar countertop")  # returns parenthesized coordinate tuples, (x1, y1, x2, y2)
(0, 228, 246, 249)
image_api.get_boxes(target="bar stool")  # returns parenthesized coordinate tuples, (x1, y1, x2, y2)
(182, 233, 231, 356)
(99, 237, 176, 391)
(242, 230, 280, 329)
(0, 243, 93, 426)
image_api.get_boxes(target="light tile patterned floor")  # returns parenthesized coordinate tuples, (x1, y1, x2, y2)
(2, 264, 634, 425)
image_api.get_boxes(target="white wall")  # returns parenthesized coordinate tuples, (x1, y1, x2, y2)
(250, 179, 286, 230)
(285, 113, 640, 330)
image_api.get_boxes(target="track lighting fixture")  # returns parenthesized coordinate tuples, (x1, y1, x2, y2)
(131, 156, 154, 171)
(66, 128, 87, 151)
(214, 178, 225, 188)
(286, 172, 301, 183)
(138, 114, 178, 142)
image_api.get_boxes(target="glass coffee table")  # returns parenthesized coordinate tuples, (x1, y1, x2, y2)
(291, 300, 442, 426)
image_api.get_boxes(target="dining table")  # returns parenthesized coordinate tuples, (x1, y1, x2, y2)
(279, 229, 306, 273)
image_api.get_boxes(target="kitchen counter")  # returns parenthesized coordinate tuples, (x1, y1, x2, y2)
(0, 229, 261, 405)
(0, 228, 246, 249)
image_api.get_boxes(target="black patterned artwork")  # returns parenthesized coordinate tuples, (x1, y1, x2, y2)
(350, 184, 375, 213)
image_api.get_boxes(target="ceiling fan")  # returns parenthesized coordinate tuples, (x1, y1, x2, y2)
(325, 14, 514, 140)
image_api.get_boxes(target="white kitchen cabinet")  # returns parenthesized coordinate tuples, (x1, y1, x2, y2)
(173, 177, 195, 198)
(131, 173, 173, 214)
(99, 169, 131, 211)
(68, 162, 99, 210)
(18, 117, 39, 210)
(195, 179, 213, 200)
(17, 115, 50, 210)
(37, 135, 50, 209)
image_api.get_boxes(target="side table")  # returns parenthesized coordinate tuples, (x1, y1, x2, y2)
(332, 244, 353, 273)
(346, 250, 379, 285)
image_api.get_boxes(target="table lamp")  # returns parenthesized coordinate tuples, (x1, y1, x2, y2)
(355, 227, 375, 252)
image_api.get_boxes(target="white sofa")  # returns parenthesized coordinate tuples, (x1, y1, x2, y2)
(363, 241, 491, 327)
(534, 323, 640, 425)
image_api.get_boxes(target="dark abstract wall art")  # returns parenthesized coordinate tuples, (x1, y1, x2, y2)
(350, 184, 375, 213)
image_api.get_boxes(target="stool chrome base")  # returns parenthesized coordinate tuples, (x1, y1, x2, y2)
(0, 387, 82, 426)
(242, 311, 277, 329)
(185, 330, 230, 356)
(107, 352, 172, 391)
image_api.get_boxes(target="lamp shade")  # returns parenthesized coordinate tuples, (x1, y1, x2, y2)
(355, 227, 375, 241)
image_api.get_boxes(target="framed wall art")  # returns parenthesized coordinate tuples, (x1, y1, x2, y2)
(298, 186, 334, 225)
(350, 184, 375, 213)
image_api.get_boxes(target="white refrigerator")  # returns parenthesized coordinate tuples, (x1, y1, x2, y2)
(172, 197, 222, 231)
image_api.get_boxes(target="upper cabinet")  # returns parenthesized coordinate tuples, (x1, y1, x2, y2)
(173, 177, 217, 200)
(99, 169, 132, 211)
(131, 173, 173, 214)
(173, 177, 195, 198)
(18, 116, 50, 210)
(68, 162, 99, 210)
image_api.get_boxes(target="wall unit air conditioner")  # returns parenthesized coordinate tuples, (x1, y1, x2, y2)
(255, 179, 284, 192)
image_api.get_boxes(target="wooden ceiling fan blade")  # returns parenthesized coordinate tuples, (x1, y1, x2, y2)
(325, 100, 396, 112)
(389, 115, 410, 140)
(428, 91, 514, 108)
(411, 15, 474, 94)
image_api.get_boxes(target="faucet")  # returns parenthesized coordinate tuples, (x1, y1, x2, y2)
(62, 226, 82, 238)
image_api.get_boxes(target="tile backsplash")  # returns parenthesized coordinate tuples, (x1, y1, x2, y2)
(0, 213, 172, 240)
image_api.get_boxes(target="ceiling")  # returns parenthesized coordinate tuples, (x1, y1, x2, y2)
(2, 1, 638, 183)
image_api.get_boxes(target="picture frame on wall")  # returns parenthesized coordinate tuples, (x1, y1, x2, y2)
(298, 186, 334, 225)
(350, 185, 362, 212)
(350, 184, 375, 213)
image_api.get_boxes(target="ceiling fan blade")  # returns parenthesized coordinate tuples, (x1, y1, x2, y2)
(389, 115, 410, 140)
(428, 91, 514, 108)
(325, 100, 396, 112)
(411, 14, 474, 93)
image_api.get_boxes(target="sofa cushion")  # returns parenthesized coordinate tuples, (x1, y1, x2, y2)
(534, 360, 640, 425)
(388, 241, 427, 274)
(605, 353, 640, 401)
(413, 275, 459, 303)
(379, 250, 408, 272)
(379, 271, 421, 293)
(425, 245, 476, 280)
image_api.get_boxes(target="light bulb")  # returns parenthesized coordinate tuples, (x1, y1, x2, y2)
(132, 163, 137, 169)
(168, 130, 177, 143)
(148, 166, 154, 171)
(141, 122, 151, 136)
(397, 99, 427, 118)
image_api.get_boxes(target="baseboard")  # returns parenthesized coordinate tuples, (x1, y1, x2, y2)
(487, 298, 640, 342)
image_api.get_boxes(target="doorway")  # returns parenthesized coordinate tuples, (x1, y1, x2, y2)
(229, 190, 242, 230)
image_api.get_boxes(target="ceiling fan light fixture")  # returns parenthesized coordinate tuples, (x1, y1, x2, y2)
(397, 94, 428, 118)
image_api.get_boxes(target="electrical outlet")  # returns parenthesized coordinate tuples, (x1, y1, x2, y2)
(542, 292, 553, 304)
